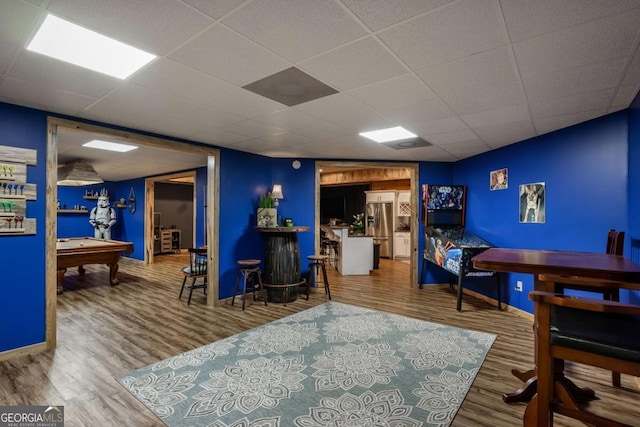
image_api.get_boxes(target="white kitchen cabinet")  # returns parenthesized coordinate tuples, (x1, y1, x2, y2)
(365, 191, 395, 203)
(394, 232, 410, 258)
(397, 191, 411, 216)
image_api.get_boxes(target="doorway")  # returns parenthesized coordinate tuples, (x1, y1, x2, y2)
(46, 117, 220, 350)
(314, 161, 419, 288)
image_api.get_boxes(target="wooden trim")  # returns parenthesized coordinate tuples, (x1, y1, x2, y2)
(320, 168, 411, 185)
(40, 117, 222, 359)
(0, 342, 48, 362)
(315, 161, 419, 290)
(46, 121, 57, 350)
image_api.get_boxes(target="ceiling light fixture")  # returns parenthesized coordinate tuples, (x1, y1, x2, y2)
(359, 126, 418, 143)
(57, 161, 104, 186)
(83, 140, 138, 152)
(27, 14, 156, 79)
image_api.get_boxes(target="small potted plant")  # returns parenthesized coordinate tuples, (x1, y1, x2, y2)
(352, 213, 365, 235)
(257, 192, 277, 227)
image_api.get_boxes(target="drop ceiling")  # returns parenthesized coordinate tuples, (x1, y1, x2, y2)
(1, 0, 639, 181)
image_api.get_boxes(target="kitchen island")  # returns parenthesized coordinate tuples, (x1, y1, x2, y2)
(321, 225, 373, 275)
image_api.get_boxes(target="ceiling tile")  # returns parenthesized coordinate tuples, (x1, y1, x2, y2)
(407, 116, 470, 136)
(205, 87, 287, 118)
(439, 81, 526, 115)
(169, 25, 290, 86)
(501, 0, 640, 43)
(294, 93, 371, 123)
(473, 120, 536, 148)
(252, 109, 326, 131)
(221, 119, 284, 138)
(341, 0, 453, 31)
(378, 0, 508, 70)
(530, 88, 614, 120)
(0, 76, 96, 115)
(418, 47, 519, 95)
(621, 52, 640, 86)
(188, 126, 249, 146)
(522, 58, 627, 102)
(460, 104, 531, 129)
(130, 59, 234, 104)
(99, 82, 194, 118)
(289, 122, 349, 141)
(47, 0, 213, 54)
(222, 0, 366, 62)
(183, 0, 247, 19)
(0, 1, 43, 47)
(535, 109, 605, 134)
(426, 129, 479, 145)
(347, 74, 437, 110)
(612, 84, 640, 107)
(381, 97, 456, 124)
(0, 41, 16, 74)
(81, 100, 163, 130)
(299, 37, 408, 91)
(513, 10, 640, 79)
(168, 103, 245, 129)
(9, 50, 122, 98)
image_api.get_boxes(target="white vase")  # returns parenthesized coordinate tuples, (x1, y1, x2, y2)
(257, 208, 277, 227)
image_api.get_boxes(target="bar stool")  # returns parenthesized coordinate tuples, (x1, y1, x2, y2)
(321, 238, 339, 270)
(232, 259, 267, 310)
(305, 255, 331, 300)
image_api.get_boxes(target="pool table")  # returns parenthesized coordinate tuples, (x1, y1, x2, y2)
(56, 237, 134, 294)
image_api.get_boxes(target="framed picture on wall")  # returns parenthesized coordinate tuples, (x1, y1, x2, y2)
(490, 168, 508, 190)
(519, 182, 545, 223)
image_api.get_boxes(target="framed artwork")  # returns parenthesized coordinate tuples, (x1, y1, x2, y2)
(519, 182, 545, 223)
(490, 168, 508, 190)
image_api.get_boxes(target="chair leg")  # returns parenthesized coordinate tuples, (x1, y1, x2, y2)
(321, 262, 331, 300)
(187, 278, 197, 305)
(232, 270, 241, 306)
(242, 272, 249, 311)
(179, 275, 187, 299)
(305, 265, 313, 301)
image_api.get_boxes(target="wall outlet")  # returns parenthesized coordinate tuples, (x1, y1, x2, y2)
(515, 281, 523, 292)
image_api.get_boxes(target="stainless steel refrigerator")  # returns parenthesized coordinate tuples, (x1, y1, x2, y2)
(366, 202, 393, 258)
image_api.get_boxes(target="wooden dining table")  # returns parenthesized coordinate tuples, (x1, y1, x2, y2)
(472, 247, 640, 403)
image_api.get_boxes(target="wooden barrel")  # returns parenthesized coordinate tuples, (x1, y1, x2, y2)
(263, 231, 300, 302)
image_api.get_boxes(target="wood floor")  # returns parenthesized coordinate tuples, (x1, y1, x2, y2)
(1, 255, 638, 426)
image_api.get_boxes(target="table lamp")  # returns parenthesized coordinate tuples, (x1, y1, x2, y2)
(272, 184, 284, 225)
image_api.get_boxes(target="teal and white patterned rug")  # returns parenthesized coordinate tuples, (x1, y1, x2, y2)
(117, 302, 496, 426)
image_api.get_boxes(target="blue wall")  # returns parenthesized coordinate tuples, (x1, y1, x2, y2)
(453, 111, 629, 312)
(2, 96, 640, 354)
(0, 103, 48, 352)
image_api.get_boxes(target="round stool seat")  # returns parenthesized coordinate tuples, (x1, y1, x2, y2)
(237, 259, 261, 267)
(307, 254, 329, 262)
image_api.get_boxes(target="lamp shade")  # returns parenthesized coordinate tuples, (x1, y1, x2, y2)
(57, 161, 104, 186)
(272, 184, 284, 199)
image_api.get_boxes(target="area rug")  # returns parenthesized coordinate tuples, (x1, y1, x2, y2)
(117, 302, 496, 427)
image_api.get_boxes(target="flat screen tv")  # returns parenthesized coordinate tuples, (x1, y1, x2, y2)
(422, 184, 466, 227)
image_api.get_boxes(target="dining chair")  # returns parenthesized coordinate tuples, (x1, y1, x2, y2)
(179, 247, 207, 305)
(525, 288, 640, 426)
(551, 229, 626, 386)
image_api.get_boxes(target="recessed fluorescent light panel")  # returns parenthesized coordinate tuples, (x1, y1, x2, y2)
(359, 126, 418, 143)
(27, 14, 156, 79)
(83, 140, 138, 153)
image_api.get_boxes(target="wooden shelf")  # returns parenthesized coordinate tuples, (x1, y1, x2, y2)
(114, 203, 126, 208)
(58, 209, 89, 214)
(0, 228, 25, 234)
(83, 195, 99, 200)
